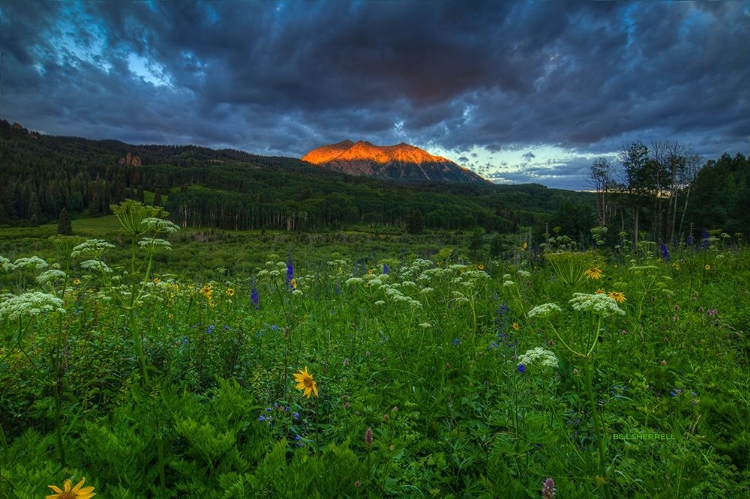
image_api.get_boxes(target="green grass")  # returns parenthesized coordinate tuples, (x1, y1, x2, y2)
(1, 217, 748, 498)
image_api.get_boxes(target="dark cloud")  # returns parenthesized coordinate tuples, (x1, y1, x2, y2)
(1, 0, 748, 190)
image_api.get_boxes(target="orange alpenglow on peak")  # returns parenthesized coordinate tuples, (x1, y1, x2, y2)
(301, 140, 490, 184)
(302, 140, 451, 165)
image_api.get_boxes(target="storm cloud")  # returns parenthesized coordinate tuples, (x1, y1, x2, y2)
(2, 0, 748, 189)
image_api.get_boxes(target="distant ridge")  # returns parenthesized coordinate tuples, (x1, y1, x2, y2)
(302, 140, 489, 184)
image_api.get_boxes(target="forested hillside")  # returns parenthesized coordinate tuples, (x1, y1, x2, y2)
(0, 120, 591, 236)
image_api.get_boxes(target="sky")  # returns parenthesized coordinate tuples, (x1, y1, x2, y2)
(2, 1, 749, 190)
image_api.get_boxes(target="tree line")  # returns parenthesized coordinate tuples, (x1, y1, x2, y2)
(589, 140, 749, 245)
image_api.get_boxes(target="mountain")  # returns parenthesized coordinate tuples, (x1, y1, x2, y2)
(302, 140, 490, 184)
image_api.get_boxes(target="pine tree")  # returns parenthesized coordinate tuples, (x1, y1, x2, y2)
(57, 207, 73, 235)
(406, 208, 424, 234)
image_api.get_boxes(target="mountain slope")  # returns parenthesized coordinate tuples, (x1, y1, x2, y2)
(302, 140, 489, 184)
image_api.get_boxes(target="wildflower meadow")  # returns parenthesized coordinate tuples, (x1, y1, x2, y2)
(1, 202, 749, 498)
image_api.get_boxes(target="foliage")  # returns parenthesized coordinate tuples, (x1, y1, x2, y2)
(1, 222, 749, 498)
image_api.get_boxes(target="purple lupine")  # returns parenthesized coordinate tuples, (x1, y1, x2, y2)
(660, 243, 670, 262)
(286, 259, 294, 287)
(251, 287, 259, 309)
(382, 263, 390, 274)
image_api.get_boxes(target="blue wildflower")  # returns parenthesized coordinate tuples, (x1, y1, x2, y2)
(660, 242, 670, 262)
(286, 259, 294, 287)
(206, 324, 215, 333)
(518, 364, 526, 373)
(383, 263, 390, 274)
(259, 415, 265, 422)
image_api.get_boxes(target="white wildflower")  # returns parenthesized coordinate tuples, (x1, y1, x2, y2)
(0, 292, 66, 320)
(346, 277, 364, 286)
(527, 303, 563, 319)
(569, 293, 625, 317)
(374, 300, 386, 306)
(72, 239, 115, 257)
(517, 270, 531, 278)
(292, 289, 303, 296)
(420, 287, 434, 294)
(141, 217, 180, 234)
(12, 256, 49, 271)
(138, 238, 172, 252)
(36, 269, 67, 286)
(0, 256, 11, 272)
(80, 260, 112, 273)
(518, 347, 559, 370)
(503, 280, 516, 287)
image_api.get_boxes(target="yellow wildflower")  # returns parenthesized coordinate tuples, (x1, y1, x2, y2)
(595, 288, 606, 294)
(47, 477, 96, 499)
(512, 322, 520, 331)
(226, 288, 235, 297)
(608, 291, 626, 303)
(704, 264, 711, 271)
(294, 366, 318, 398)
(584, 267, 603, 280)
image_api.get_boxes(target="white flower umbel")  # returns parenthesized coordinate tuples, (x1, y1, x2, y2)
(72, 239, 116, 257)
(528, 303, 563, 319)
(518, 347, 559, 370)
(138, 238, 172, 252)
(0, 292, 66, 320)
(141, 217, 180, 234)
(80, 259, 113, 273)
(36, 269, 67, 286)
(0, 256, 12, 272)
(11, 256, 49, 271)
(569, 293, 625, 317)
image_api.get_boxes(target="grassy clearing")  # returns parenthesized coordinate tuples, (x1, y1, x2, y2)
(0, 205, 748, 498)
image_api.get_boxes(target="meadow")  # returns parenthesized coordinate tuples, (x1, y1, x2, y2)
(0, 201, 748, 498)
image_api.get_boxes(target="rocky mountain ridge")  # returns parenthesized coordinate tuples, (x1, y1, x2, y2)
(302, 140, 489, 184)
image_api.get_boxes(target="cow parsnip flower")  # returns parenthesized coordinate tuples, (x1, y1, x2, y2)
(46, 476, 96, 499)
(0, 292, 66, 321)
(294, 366, 319, 398)
(518, 347, 559, 370)
(527, 303, 562, 319)
(569, 293, 625, 317)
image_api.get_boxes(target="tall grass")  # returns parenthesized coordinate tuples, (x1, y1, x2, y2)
(0, 209, 748, 498)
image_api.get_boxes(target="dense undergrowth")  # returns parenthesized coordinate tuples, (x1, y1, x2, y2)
(1, 202, 748, 498)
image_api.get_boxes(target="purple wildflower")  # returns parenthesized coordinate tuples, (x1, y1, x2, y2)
(286, 259, 294, 287)
(518, 364, 526, 374)
(660, 242, 670, 262)
(542, 477, 556, 498)
(383, 263, 389, 274)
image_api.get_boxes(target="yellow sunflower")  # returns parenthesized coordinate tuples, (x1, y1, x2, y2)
(584, 267, 603, 280)
(226, 288, 235, 297)
(294, 366, 319, 398)
(608, 291, 626, 303)
(47, 477, 96, 499)
(595, 288, 606, 294)
(512, 322, 520, 331)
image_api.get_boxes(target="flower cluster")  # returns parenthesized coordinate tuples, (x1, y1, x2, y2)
(527, 302, 563, 319)
(0, 292, 66, 321)
(569, 293, 625, 317)
(518, 347, 559, 370)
